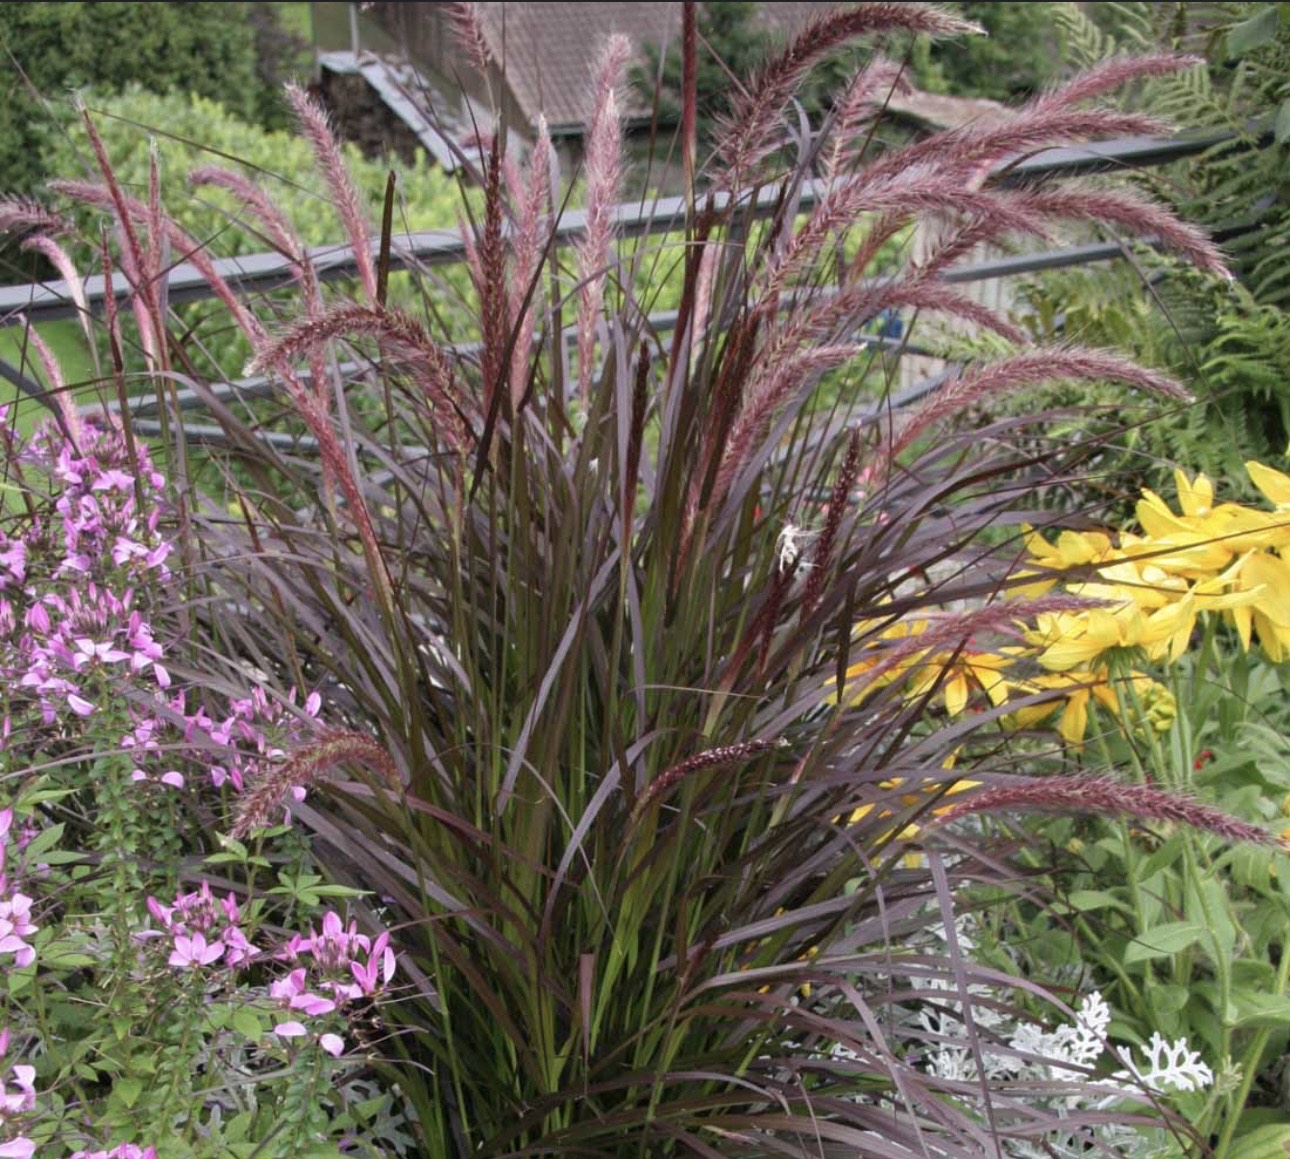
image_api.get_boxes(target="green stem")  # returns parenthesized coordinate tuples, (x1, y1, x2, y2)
(1213, 935, 1290, 1158)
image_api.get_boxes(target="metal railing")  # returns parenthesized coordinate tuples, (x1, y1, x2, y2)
(0, 126, 1244, 437)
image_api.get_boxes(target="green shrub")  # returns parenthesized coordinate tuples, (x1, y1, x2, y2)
(0, 3, 273, 197)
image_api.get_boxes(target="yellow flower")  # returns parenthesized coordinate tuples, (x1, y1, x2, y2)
(1008, 670, 1172, 746)
(1026, 606, 1165, 672)
(1136, 471, 1290, 566)
(1247, 460, 1290, 510)
(1015, 526, 1120, 596)
(905, 650, 1013, 717)
(1225, 551, 1290, 661)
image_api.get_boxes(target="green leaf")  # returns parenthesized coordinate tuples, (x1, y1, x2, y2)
(231, 1008, 264, 1039)
(112, 1017, 133, 1042)
(1147, 983, 1191, 1016)
(1229, 991, 1290, 1029)
(1123, 921, 1206, 964)
(38, 947, 97, 970)
(1228, 6, 1280, 57)
(21, 822, 65, 860)
(112, 1076, 144, 1109)
(223, 1111, 254, 1144)
(1064, 889, 1129, 913)
(1275, 100, 1290, 145)
(1227, 1121, 1290, 1159)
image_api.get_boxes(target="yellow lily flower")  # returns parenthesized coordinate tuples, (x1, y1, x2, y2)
(905, 650, 1013, 717)
(1026, 605, 1170, 672)
(1015, 526, 1121, 596)
(1247, 460, 1290, 509)
(1009, 670, 1174, 745)
(1225, 551, 1290, 661)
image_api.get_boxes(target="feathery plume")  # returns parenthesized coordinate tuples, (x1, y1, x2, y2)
(20, 234, 97, 361)
(189, 166, 320, 303)
(576, 35, 629, 400)
(478, 133, 508, 417)
(15, 316, 82, 450)
(510, 117, 553, 407)
(681, 1, 698, 202)
(248, 304, 469, 452)
(886, 347, 1191, 463)
(1022, 186, 1228, 277)
(929, 776, 1282, 848)
(716, 4, 978, 185)
(710, 344, 861, 513)
(634, 738, 787, 817)
(75, 101, 163, 360)
(444, 2, 491, 74)
(0, 197, 66, 237)
(285, 82, 377, 303)
(1034, 54, 1202, 112)
(230, 730, 401, 840)
(50, 179, 266, 343)
(823, 57, 910, 178)
(800, 426, 863, 621)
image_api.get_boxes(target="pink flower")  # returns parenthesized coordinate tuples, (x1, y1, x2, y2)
(167, 932, 223, 969)
(270, 968, 336, 1016)
(319, 1033, 345, 1057)
(220, 927, 260, 968)
(0, 893, 38, 967)
(345, 933, 397, 999)
(0, 1062, 36, 1114)
(273, 1020, 309, 1039)
(66, 693, 96, 717)
(0, 1138, 37, 1158)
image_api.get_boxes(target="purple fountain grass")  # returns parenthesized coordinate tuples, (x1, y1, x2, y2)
(929, 776, 1284, 849)
(20, 233, 97, 359)
(0, 196, 66, 236)
(714, 3, 978, 186)
(50, 179, 266, 343)
(884, 347, 1192, 465)
(510, 117, 553, 409)
(189, 164, 332, 422)
(75, 103, 164, 364)
(800, 426, 864, 622)
(230, 729, 402, 841)
(444, 2, 491, 75)
(477, 134, 508, 418)
(706, 343, 863, 515)
(680, 1, 698, 200)
(47, 176, 400, 616)
(821, 57, 910, 179)
(880, 107, 1169, 194)
(575, 35, 629, 401)
(1032, 53, 1203, 112)
(633, 738, 788, 817)
(189, 166, 322, 310)
(285, 83, 377, 304)
(247, 303, 469, 452)
(1019, 186, 1230, 277)
(763, 172, 1057, 298)
(13, 317, 83, 450)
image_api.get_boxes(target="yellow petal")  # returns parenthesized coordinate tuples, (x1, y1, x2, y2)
(1248, 460, 1290, 509)
(1058, 690, 1089, 745)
